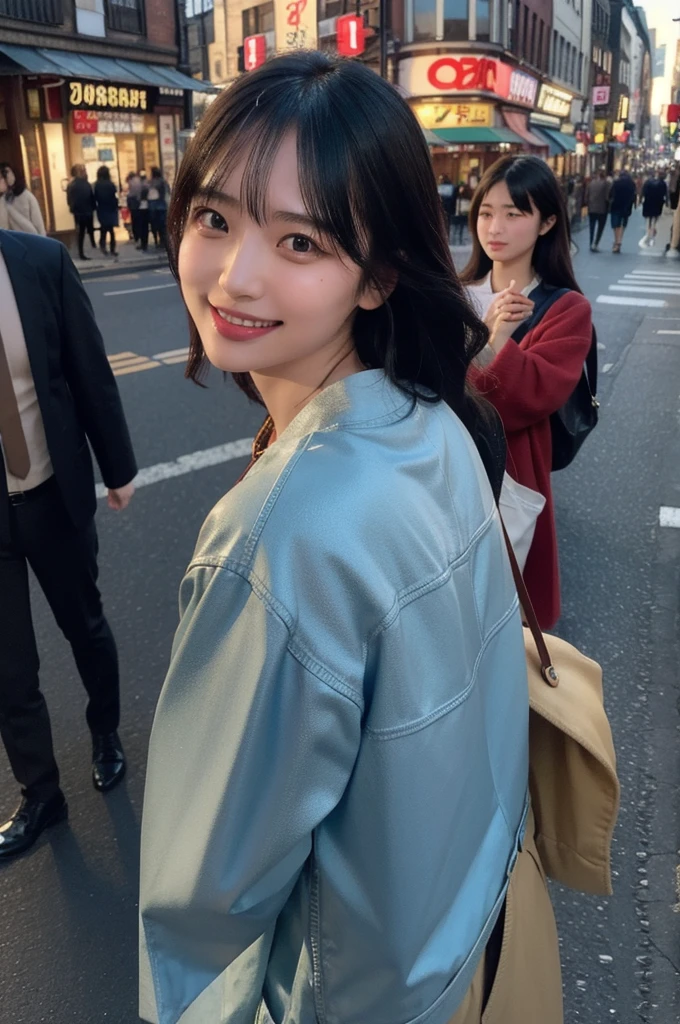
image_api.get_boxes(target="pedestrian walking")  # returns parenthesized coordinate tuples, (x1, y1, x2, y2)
(608, 168, 636, 252)
(67, 165, 97, 260)
(586, 168, 610, 251)
(93, 165, 119, 257)
(460, 155, 593, 630)
(669, 162, 679, 211)
(139, 51, 562, 1024)
(437, 173, 454, 240)
(137, 172, 151, 251)
(0, 228, 137, 860)
(126, 171, 142, 246)
(147, 166, 169, 250)
(0, 163, 46, 235)
(639, 168, 668, 248)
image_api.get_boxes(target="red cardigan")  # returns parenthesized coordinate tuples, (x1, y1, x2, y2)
(469, 291, 593, 630)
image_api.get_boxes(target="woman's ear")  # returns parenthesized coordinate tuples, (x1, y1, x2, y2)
(538, 214, 557, 236)
(357, 269, 398, 311)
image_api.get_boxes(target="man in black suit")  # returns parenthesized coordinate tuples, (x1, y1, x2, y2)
(0, 228, 137, 859)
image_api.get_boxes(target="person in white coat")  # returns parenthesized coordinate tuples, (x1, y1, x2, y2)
(0, 164, 46, 235)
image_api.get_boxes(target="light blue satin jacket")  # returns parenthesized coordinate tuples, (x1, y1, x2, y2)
(140, 369, 530, 1024)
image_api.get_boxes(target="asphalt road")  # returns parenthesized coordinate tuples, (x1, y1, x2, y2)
(0, 207, 678, 1023)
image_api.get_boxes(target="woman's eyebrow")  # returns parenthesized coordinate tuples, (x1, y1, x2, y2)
(194, 186, 322, 231)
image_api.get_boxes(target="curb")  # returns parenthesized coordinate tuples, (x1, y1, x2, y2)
(77, 255, 170, 278)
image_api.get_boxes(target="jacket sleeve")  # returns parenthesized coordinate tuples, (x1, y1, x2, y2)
(57, 243, 137, 488)
(139, 563, 362, 1024)
(27, 191, 46, 236)
(469, 292, 593, 433)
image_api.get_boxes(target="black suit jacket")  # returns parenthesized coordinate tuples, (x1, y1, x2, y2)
(0, 229, 137, 528)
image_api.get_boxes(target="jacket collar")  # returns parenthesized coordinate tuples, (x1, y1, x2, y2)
(277, 369, 414, 446)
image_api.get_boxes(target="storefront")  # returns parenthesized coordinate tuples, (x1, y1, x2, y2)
(529, 84, 579, 180)
(0, 44, 216, 237)
(397, 52, 547, 186)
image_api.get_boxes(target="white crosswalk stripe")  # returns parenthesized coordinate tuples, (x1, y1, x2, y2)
(595, 265, 680, 308)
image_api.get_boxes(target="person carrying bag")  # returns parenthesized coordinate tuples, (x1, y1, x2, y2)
(463, 155, 595, 629)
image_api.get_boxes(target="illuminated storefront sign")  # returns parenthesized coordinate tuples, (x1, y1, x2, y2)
(400, 55, 538, 108)
(411, 101, 493, 128)
(69, 81, 149, 112)
(592, 85, 610, 106)
(537, 84, 572, 119)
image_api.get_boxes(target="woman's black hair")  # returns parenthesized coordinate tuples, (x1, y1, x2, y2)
(459, 155, 582, 294)
(0, 163, 27, 197)
(97, 165, 111, 182)
(167, 50, 491, 439)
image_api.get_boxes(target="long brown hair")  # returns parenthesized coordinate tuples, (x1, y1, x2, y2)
(459, 155, 582, 294)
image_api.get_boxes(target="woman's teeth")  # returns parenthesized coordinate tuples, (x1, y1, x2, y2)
(217, 310, 279, 328)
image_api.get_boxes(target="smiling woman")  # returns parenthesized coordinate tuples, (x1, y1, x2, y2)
(140, 52, 563, 1024)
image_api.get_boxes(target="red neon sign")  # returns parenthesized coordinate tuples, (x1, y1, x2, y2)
(337, 14, 364, 56)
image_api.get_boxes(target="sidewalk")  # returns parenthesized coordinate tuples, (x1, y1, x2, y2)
(72, 236, 169, 277)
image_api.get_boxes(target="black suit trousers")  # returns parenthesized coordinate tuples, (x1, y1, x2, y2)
(0, 477, 120, 801)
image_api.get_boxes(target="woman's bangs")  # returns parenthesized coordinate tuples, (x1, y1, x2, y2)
(504, 171, 535, 215)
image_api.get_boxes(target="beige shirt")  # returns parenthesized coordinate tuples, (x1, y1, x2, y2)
(0, 248, 54, 492)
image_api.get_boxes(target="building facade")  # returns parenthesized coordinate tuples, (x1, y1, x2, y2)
(0, 0, 214, 236)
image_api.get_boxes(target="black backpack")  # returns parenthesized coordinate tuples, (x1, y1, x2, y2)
(512, 283, 599, 471)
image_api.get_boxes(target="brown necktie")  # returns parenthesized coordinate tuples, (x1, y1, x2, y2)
(0, 325, 30, 480)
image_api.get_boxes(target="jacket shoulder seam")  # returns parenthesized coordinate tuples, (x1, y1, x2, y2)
(186, 558, 365, 711)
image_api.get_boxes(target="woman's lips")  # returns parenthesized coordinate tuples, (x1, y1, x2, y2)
(488, 242, 507, 250)
(210, 305, 282, 342)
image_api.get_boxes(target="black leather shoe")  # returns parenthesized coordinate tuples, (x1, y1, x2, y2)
(92, 731, 126, 792)
(0, 793, 68, 860)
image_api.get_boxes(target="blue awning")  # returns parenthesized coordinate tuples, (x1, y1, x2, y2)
(537, 127, 577, 153)
(0, 43, 217, 91)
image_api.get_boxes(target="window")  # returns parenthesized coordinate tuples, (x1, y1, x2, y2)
(559, 36, 565, 79)
(521, 3, 528, 58)
(552, 29, 558, 75)
(538, 19, 544, 70)
(476, 0, 490, 42)
(0, 0, 63, 23)
(530, 12, 536, 64)
(514, 0, 521, 54)
(413, 0, 436, 40)
(570, 46, 576, 83)
(578, 51, 583, 89)
(443, 0, 468, 42)
(106, 0, 144, 34)
(242, 0, 273, 37)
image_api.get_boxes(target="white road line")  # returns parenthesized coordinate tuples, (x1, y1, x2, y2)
(596, 296, 666, 307)
(602, 363, 614, 373)
(657, 329, 680, 335)
(153, 346, 190, 360)
(609, 285, 680, 295)
(659, 507, 680, 528)
(624, 270, 680, 277)
(103, 283, 178, 297)
(597, 342, 606, 350)
(95, 438, 253, 498)
(159, 354, 190, 365)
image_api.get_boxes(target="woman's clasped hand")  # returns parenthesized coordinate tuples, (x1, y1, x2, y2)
(484, 280, 534, 350)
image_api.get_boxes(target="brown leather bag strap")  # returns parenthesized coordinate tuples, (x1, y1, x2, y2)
(500, 519, 559, 688)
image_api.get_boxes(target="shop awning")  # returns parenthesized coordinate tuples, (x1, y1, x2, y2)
(534, 127, 577, 153)
(501, 110, 547, 148)
(422, 126, 446, 147)
(528, 126, 562, 156)
(0, 43, 217, 91)
(430, 127, 525, 145)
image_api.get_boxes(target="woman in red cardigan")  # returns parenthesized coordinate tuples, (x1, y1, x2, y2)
(461, 156, 593, 629)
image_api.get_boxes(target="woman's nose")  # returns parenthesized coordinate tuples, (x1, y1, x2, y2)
(218, 235, 266, 302)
